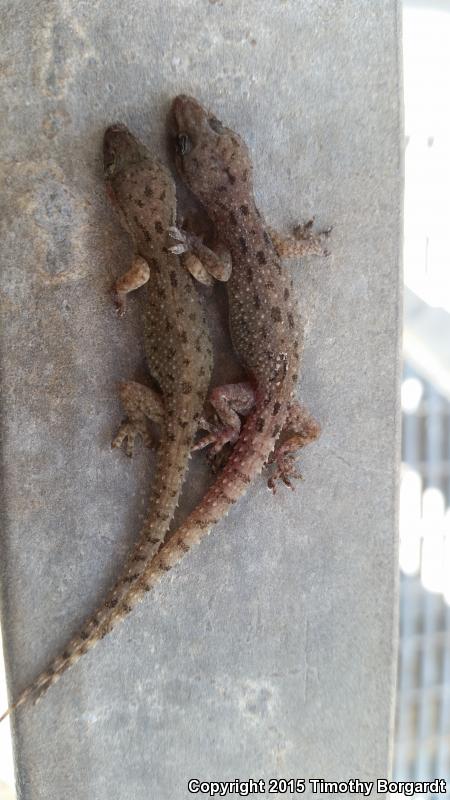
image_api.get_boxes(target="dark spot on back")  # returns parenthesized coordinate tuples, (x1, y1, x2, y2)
(144, 186, 153, 197)
(232, 467, 251, 484)
(271, 306, 282, 322)
(133, 215, 152, 242)
(288, 312, 295, 328)
(181, 382, 193, 394)
(256, 417, 265, 432)
(155, 220, 163, 234)
(263, 230, 271, 245)
(247, 267, 253, 282)
(239, 236, 248, 254)
(240, 204, 249, 216)
(229, 211, 238, 225)
(126, 573, 140, 582)
(284, 288, 290, 300)
(256, 250, 267, 265)
(159, 190, 166, 201)
(170, 271, 178, 287)
(253, 292, 261, 309)
(273, 401, 281, 416)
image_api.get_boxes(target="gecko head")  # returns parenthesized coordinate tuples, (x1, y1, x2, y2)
(169, 95, 253, 206)
(103, 124, 147, 178)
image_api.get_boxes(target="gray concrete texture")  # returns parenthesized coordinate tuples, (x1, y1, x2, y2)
(0, 1, 402, 798)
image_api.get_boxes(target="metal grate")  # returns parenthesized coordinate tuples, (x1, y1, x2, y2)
(394, 364, 450, 794)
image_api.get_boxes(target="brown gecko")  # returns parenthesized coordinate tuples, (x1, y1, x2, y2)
(31, 96, 328, 652)
(0, 124, 214, 721)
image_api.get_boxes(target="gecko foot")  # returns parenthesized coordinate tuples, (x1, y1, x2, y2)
(265, 401, 320, 492)
(267, 452, 303, 494)
(294, 218, 332, 240)
(112, 418, 156, 458)
(112, 287, 127, 317)
(293, 219, 332, 257)
(268, 219, 332, 259)
(192, 425, 239, 456)
(191, 412, 234, 471)
(168, 226, 231, 283)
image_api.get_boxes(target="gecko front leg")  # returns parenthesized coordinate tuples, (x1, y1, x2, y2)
(112, 255, 150, 316)
(268, 219, 332, 259)
(169, 226, 232, 282)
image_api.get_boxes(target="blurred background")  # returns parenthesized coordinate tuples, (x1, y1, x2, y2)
(395, 0, 450, 790)
(0, 2, 449, 797)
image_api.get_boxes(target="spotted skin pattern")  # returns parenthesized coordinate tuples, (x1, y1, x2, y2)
(0, 125, 213, 721)
(1, 100, 328, 722)
(46, 96, 327, 651)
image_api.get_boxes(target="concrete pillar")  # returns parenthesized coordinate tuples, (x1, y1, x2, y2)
(0, 2, 401, 797)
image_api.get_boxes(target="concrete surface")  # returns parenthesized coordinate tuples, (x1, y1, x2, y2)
(0, 1, 402, 798)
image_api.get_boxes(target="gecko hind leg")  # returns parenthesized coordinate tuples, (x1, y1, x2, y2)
(267, 401, 321, 493)
(268, 219, 332, 259)
(193, 382, 256, 456)
(112, 381, 163, 457)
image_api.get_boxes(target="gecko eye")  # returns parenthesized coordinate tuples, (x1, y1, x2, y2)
(208, 116, 225, 134)
(176, 133, 192, 156)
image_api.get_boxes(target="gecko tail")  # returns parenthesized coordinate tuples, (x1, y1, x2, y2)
(0, 683, 36, 723)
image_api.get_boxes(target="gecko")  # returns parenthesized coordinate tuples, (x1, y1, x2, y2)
(52, 96, 329, 651)
(1, 98, 330, 719)
(67, 94, 330, 634)
(0, 123, 214, 721)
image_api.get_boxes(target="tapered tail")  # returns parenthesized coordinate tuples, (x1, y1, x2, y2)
(0, 422, 197, 721)
(1, 393, 288, 720)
